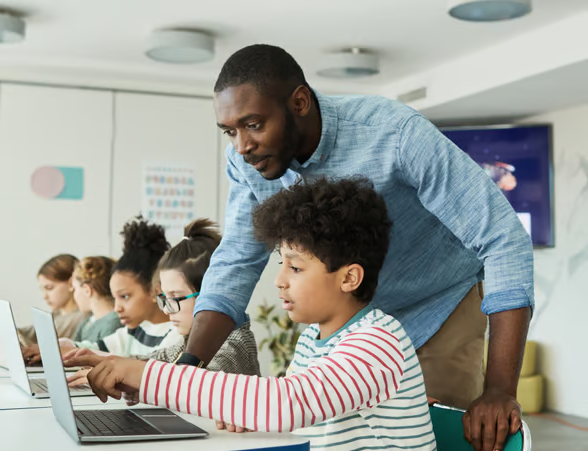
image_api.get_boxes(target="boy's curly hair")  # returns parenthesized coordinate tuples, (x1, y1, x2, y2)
(252, 177, 392, 303)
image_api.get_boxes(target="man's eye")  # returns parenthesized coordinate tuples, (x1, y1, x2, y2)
(247, 123, 261, 130)
(223, 129, 237, 137)
(290, 266, 300, 273)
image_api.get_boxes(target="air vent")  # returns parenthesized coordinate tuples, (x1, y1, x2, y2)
(397, 87, 428, 104)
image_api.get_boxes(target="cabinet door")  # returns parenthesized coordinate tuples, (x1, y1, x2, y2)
(111, 92, 219, 253)
(0, 84, 113, 324)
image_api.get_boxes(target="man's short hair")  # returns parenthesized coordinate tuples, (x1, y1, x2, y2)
(252, 177, 392, 303)
(214, 44, 309, 100)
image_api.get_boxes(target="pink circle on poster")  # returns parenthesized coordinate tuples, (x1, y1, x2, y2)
(31, 166, 65, 198)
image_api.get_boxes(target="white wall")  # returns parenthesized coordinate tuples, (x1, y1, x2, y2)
(0, 83, 222, 329)
(0, 84, 113, 325)
(111, 92, 219, 252)
(523, 104, 588, 418)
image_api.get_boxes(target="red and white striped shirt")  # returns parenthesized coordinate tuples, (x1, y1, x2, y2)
(140, 308, 435, 451)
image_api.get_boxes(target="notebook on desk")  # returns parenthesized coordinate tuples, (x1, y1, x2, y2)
(0, 299, 93, 398)
(33, 307, 208, 443)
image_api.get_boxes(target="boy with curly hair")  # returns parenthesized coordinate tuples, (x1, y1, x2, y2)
(67, 177, 436, 451)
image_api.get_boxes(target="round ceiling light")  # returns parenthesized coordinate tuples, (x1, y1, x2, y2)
(0, 12, 25, 43)
(448, 0, 532, 22)
(146, 29, 214, 64)
(317, 48, 379, 79)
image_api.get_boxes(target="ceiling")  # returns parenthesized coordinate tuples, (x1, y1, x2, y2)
(1, 0, 588, 92)
(422, 59, 588, 125)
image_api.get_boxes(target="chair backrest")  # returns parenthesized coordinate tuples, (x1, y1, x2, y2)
(430, 404, 530, 451)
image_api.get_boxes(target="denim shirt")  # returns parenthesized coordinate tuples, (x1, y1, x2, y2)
(195, 91, 534, 349)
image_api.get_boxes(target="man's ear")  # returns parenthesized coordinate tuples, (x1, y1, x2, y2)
(340, 264, 364, 294)
(289, 85, 313, 117)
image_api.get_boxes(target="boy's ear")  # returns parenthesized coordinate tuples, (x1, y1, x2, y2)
(340, 264, 364, 294)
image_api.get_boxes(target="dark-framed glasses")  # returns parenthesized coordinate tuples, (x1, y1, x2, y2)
(156, 291, 199, 314)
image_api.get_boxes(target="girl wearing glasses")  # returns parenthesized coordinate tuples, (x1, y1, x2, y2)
(67, 218, 260, 388)
(139, 218, 260, 376)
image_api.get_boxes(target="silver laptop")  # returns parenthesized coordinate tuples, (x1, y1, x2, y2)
(33, 307, 208, 443)
(0, 300, 93, 398)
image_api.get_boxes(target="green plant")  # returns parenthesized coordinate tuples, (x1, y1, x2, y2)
(255, 299, 301, 377)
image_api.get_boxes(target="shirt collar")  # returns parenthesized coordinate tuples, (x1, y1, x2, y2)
(290, 89, 338, 171)
(314, 305, 373, 348)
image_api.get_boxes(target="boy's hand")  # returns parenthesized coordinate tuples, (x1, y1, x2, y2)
(216, 421, 250, 433)
(65, 355, 146, 403)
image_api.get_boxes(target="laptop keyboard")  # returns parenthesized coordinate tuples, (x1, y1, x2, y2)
(31, 379, 90, 392)
(75, 410, 160, 436)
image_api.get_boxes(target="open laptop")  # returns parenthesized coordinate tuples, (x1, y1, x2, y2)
(33, 307, 208, 443)
(0, 300, 92, 398)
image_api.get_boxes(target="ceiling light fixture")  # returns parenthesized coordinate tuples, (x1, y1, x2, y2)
(317, 48, 379, 79)
(448, 0, 532, 22)
(146, 29, 214, 64)
(0, 11, 25, 43)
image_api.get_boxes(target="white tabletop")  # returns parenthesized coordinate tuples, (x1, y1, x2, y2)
(0, 376, 125, 410)
(0, 404, 310, 451)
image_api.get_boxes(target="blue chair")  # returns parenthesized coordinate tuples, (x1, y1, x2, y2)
(430, 404, 531, 451)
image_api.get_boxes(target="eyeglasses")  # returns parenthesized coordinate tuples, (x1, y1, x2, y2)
(156, 292, 199, 314)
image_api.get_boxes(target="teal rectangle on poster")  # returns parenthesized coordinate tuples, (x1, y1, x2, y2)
(55, 167, 84, 200)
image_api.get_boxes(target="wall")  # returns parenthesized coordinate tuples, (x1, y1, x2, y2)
(0, 83, 221, 329)
(523, 104, 588, 418)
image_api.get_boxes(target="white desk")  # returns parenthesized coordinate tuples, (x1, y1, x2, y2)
(0, 376, 125, 410)
(0, 404, 310, 451)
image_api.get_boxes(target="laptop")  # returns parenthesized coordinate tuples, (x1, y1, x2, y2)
(0, 300, 93, 398)
(33, 307, 208, 443)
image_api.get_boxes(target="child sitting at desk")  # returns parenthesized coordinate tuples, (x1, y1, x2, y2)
(66, 177, 436, 451)
(23, 256, 122, 363)
(19, 254, 87, 346)
(69, 216, 183, 356)
(66, 218, 260, 388)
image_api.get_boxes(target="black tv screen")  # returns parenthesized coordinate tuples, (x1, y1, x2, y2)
(441, 124, 554, 247)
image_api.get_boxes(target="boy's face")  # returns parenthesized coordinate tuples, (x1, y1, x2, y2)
(275, 243, 351, 326)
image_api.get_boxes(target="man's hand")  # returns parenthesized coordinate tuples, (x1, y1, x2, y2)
(464, 307, 531, 451)
(65, 355, 146, 403)
(463, 388, 522, 451)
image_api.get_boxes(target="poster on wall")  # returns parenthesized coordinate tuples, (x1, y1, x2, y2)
(142, 161, 196, 237)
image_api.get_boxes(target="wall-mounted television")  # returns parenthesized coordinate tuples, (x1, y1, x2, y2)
(441, 124, 554, 247)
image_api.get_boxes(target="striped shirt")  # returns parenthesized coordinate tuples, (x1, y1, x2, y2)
(77, 320, 183, 357)
(140, 307, 436, 451)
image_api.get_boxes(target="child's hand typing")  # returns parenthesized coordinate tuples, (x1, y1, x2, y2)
(65, 354, 146, 403)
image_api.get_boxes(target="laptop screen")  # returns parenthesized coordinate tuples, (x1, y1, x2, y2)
(0, 300, 33, 392)
(33, 307, 81, 443)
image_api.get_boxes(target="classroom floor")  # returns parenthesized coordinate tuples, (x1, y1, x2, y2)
(525, 412, 588, 451)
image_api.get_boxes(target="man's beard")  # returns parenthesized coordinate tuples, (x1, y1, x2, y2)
(262, 107, 301, 181)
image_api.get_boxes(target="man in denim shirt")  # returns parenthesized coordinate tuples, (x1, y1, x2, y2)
(183, 45, 533, 451)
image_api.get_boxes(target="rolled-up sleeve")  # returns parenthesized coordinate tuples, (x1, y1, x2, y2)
(193, 146, 271, 326)
(397, 115, 534, 315)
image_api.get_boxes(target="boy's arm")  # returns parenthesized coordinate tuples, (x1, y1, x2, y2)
(143, 327, 405, 432)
